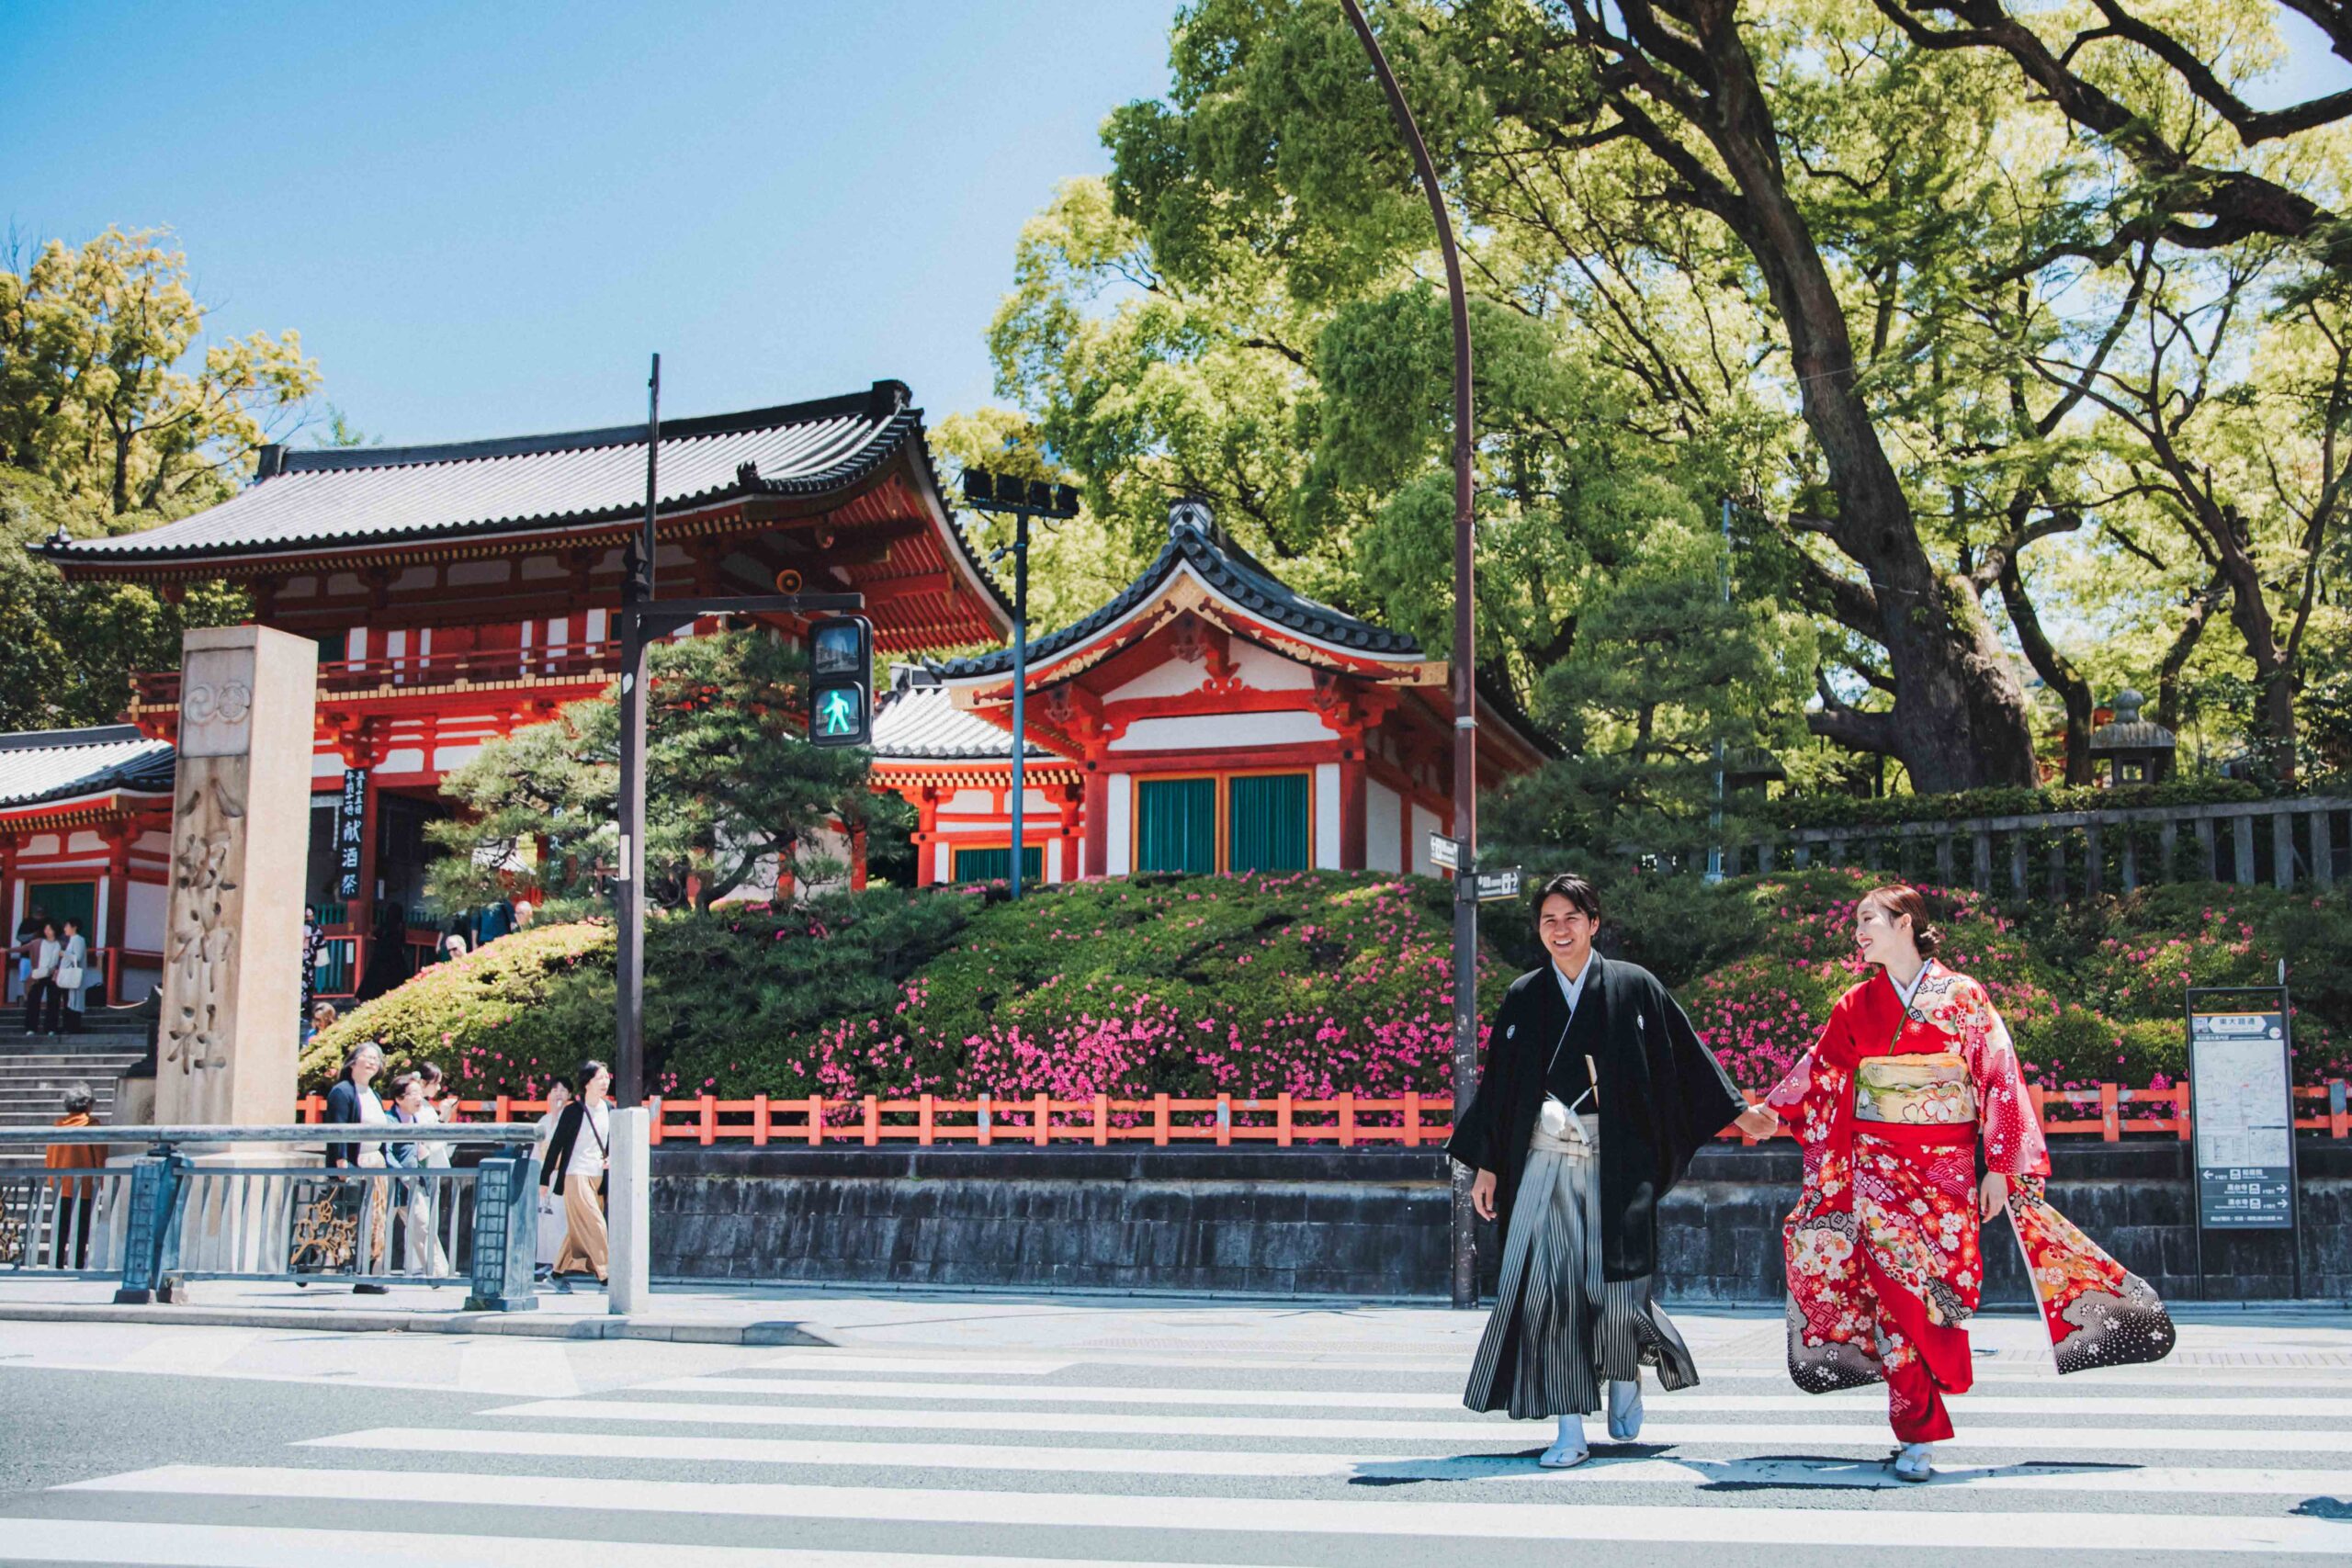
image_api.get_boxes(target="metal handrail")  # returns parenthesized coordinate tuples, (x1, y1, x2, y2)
(0, 1124, 539, 1145)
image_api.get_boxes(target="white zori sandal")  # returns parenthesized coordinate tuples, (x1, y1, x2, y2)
(1539, 1415, 1591, 1469)
(1890, 1442, 1934, 1483)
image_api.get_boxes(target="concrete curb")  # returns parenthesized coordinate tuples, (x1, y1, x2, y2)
(0, 1302, 832, 1345)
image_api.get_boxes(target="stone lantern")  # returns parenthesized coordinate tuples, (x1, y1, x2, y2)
(2087, 688, 2176, 787)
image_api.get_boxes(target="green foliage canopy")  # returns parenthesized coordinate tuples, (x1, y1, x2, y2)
(424, 629, 911, 916)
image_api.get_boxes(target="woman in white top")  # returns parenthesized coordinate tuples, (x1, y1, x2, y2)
(528, 1080, 573, 1280)
(541, 1059, 613, 1287)
(54, 918, 88, 1033)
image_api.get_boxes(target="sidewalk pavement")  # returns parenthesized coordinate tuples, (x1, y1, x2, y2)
(0, 1274, 2345, 1358)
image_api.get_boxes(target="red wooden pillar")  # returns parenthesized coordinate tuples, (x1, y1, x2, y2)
(912, 786, 941, 889)
(1082, 761, 1109, 880)
(1338, 749, 1368, 871)
(0, 832, 15, 1004)
(849, 823, 869, 891)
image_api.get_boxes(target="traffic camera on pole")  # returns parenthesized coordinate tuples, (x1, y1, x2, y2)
(808, 615, 874, 748)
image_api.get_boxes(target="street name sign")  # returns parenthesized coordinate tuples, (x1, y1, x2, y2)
(1428, 832, 1460, 872)
(1474, 867, 1523, 903)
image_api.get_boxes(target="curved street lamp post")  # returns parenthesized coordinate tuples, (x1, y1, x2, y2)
(1339, 0, 1482, 1309)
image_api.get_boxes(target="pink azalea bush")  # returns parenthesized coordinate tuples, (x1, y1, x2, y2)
(662, 872, 1510, 1109)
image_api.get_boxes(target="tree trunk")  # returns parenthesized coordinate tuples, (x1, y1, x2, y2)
(1998, 558, 2091, 784)
(1625, 0, 2042, 792)
(2154, 574, 2222, 734)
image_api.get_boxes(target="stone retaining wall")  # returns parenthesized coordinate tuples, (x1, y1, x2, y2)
(650, 1140, 2349, 1302)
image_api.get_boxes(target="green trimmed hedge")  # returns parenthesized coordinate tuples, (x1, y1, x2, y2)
(304, 867, 2352, 1101)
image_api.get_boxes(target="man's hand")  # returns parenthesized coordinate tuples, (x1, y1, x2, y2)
(1734, 1103, 1780, 1139)
(1979, 1171, 2009, 1221)
(1471, 1168, 1498, 1222)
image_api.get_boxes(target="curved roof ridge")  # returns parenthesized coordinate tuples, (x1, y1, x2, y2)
(276, 382, 909, 475)
(933, 515, 1419, 681)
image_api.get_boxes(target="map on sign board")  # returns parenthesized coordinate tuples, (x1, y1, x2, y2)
(2188, 1000, 2295, 1230)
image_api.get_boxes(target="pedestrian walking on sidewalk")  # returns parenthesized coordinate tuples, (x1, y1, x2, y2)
(45, 1083, 105, 1269)
(387, 1072, 450, 1275)
(542, 1058, 612, 1287)
(1764, 884, 2176, 1483)
(1450, 873, 1774, 1469)
(528, 1079, 573, 1281)
(322, 1041, 393, 1292)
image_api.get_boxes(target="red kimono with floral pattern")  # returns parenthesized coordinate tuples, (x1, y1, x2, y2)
(1766, 963, 2174, 1442)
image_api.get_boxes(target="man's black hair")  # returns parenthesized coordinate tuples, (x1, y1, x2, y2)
(1532, 872, 1600, 923)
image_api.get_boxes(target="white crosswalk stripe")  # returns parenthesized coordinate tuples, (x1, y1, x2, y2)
(46, 1464, 2352, 1555)
(17, 1325, 2352, 1564)
(305, 1427, 2352, 1495)
(637, 1372, 2352, 1418)
(480, 1395, 2352, 1452)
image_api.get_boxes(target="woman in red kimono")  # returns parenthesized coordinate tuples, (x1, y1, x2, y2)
(1765, 885, 2173, 1482)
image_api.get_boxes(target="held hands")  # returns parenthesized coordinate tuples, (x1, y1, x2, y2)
(1733, 1103, 1780, 1139)
(1471, 1168, 1498, 1222)
(1978, 1171, 2009, 1221)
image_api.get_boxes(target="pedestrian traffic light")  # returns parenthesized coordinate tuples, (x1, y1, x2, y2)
(807, 615, 873, 748)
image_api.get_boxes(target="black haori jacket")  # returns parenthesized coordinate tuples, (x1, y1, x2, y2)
(1446, 954, 1747, 1281)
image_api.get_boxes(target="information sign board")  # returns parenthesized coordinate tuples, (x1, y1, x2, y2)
(1427, 832, 1460, 872)
(335, 768, 367, 900)
(2187, 991, 2296, 1230)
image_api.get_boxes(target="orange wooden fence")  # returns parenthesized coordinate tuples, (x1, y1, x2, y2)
(293, 1079, 2352, 1148)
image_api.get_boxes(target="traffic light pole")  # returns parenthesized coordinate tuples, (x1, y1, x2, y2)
(611, 589, 865, 1110)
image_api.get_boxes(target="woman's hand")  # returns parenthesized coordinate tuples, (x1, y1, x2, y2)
(1471, 1168, 1498, 1222)
(1978, 1171, 2009, 1221)
(1734, 1104, 1780, 1139)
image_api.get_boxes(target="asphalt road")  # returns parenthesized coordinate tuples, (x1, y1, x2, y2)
(1, 1303, 2348, 1566)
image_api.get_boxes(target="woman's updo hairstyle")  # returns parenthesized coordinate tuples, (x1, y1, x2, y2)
(1860, 884, 1942, 957)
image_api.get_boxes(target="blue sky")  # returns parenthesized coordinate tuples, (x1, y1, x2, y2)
(3, 1, 1181, 445)
(6, 3, 2349, 450)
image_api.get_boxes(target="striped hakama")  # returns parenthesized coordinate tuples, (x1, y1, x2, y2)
(1464, 1112, 1702, 1419)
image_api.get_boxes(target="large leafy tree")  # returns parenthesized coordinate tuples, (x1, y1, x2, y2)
(426, 630, 910, 915)
(987, 0, 2351, 795)
(3, 227, 318, 515)
(0, 228, 315, 731)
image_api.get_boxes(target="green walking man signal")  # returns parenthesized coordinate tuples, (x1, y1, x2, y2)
(807, 615, 874, 748)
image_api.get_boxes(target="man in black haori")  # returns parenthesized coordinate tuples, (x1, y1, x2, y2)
(1448, 873, 1776, 1468)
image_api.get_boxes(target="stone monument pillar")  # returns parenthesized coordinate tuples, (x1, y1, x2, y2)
(154, 625, 318, 1127)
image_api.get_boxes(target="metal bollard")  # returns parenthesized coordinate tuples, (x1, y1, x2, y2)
(115, 1147, 191, 1304)
(606, 1107, 650, 1315)
(464, 1146, 541, 1313)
